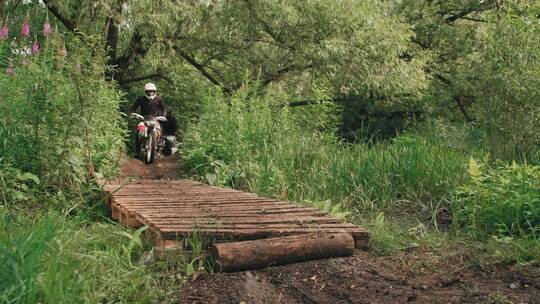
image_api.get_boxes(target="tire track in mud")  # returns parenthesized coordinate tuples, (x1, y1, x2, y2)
(181, 251, 540, 304)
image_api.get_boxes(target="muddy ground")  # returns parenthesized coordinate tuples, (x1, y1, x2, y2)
(181, 250, 539, 304)
(117, 155, 540, 304)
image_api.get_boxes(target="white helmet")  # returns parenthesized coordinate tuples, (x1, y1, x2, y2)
(144, 83, 157, 92)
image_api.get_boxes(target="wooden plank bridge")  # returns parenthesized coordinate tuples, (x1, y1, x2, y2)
(102, 180, 369, 253)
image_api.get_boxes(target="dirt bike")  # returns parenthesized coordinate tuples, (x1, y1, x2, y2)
(130, 113, 167, 164)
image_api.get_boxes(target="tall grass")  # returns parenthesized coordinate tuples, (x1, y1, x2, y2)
(0, 211, 158, 303)
(183, 86, 468, 215)
(0, 25, 125, 190)
(454, 159, 540, 240)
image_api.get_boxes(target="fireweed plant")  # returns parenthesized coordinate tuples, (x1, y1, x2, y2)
(0, 14, 125, 192)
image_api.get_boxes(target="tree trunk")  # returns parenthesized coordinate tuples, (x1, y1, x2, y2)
(211, 232, 355, 272)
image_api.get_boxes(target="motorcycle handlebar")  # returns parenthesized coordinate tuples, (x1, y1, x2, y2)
(129, 113, 144, 120)
(129, 113, 167, 122)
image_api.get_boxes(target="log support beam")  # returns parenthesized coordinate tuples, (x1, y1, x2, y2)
(211, 232, 355, 272)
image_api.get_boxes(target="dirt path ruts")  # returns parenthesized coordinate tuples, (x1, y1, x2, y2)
(117, 153, 180, 180)
(181, 250, 539, 304)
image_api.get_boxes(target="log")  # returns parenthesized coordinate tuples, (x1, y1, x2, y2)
(210, 232, 355, 272)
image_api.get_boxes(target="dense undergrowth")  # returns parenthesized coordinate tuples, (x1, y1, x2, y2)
(0, 20, 198, 303)
(0, 201, 207, 303)
(183, 86, 540, 263)
(1, 4, 540, 303)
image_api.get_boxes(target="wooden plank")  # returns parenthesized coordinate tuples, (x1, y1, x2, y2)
(115, 201, 292, 209)
(132, 207, 322, 213)
(131, 208, 315, 216)
(112, 198, 279, 204)
(151, 223, 361, 230)
(132, 209, 325, 216)
(109, 189, 244, 195)
(159, 228, 368, 239)
(138, 216, 343, 225)
(141, 213, 326, 220)
(135, 208, 326, 216)
(105, 183, 241, 190)
(112, 201, 317, 211)
(112, 203, 294, 210)
(104, 179, 371, 252)
(113, 202, 290, 208)
(105, 179, 198, 184)
(112, 201, 316, 211)
(110, 192, 259, 197)
(109, 186, 251, 192)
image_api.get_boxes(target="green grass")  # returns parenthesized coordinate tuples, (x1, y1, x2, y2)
(183, 88, 468, 214)
(454, 159, 540, 240)
(0, 203, 213, 303)
(0, 209, 156, 303)
(182, 87, 540, 264)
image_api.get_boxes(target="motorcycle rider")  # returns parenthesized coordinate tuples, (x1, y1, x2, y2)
(130, 83, 167, 154)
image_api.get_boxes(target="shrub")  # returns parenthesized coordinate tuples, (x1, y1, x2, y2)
(183, 86, 468, 214)
(0, 25, 125, 190)
(453, 159, 540, 239)
(0, 211, 157, 303)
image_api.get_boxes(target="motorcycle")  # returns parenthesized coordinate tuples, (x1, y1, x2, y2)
(130, 113, 167, 164)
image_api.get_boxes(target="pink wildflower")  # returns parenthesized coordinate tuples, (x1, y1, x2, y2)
(0, 21, 8, 40)
(31, 40, 39, 54)
(5, 66, 13, 76)
(43, 19, 51, 37)
(22, 57, 29, 66)
(21, 16, 30, 38)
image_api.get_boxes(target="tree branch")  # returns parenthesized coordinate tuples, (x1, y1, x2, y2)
(441, 3, 495, 24)
(174, 46, 232, 94)
(119, 72, 173, 86)
(288, 97, 347, 107)
(434, 74, 475, 122)
(243, 0, 294, 50)
(114, 30, 150, 78)
(261, 63, 313, 87)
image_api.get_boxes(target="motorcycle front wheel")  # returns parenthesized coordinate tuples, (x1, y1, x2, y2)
(144, 133, 157, 164)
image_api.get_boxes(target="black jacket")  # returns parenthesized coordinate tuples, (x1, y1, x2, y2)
(131, 96, 167, 117)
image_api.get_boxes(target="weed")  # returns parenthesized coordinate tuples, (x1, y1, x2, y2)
(454, 159, 540, 240)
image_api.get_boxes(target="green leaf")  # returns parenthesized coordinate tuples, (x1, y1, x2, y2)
(185, 261, 195, 277)
(468, 158, 482, 178)
(11, 190, 27, 201)
(205, 173, 217, 186)
(16, 172, 40, 184)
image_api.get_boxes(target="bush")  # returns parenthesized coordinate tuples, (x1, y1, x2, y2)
(456, 15, 540, 160)
(453, 159, 540, 239)
(183, 86, 468, 214)
(0, 211, 157, 303)
(0, 28, 125, 190)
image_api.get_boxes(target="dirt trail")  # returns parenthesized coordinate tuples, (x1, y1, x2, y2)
(115, 155, 540, 304)
(117, 153, 180, 180)
(182, 250, 539, 304)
